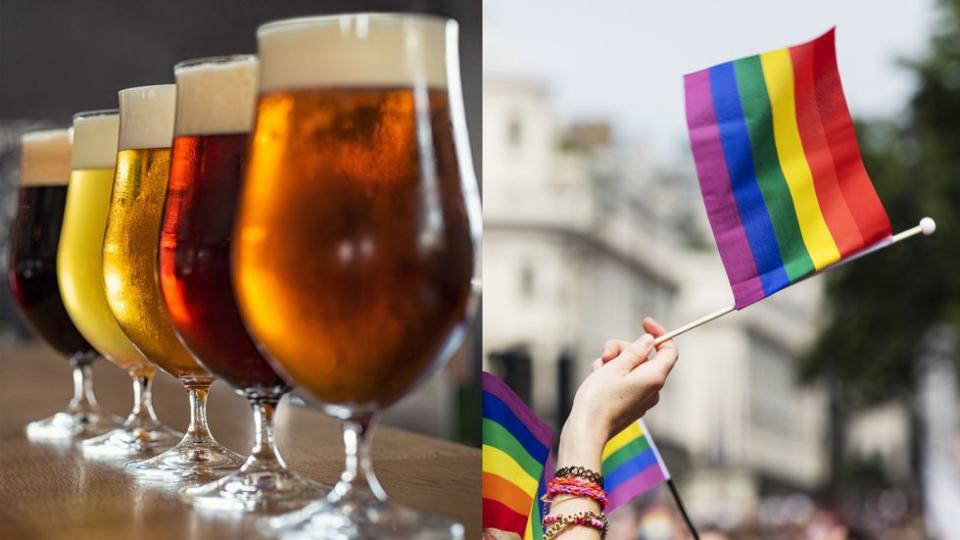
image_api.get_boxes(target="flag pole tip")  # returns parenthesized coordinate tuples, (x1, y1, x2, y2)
(919, 217, 936, 235)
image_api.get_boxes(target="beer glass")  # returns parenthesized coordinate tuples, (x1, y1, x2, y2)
(101, 85, 242, 481)
(234, 14, 480, 537)
(7, 128, 120, 441)
(159, 55, 326, 511)
(58, 112, 181, 455)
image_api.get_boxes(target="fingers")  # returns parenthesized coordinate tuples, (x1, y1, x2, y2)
(591, 357, 603, 371)
(609, 334, 654, 372)
(643, 316, 677, 355)
(601, 339, 630, 362)
(629, 336, 679, 390)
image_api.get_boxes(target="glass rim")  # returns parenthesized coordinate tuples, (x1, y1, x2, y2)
(257, 12, 452, 37)
(118, 83, 175, 96)
(174, 54, 258, 73)
(20, 127, 70, 140)
(72, 109, 118, 121)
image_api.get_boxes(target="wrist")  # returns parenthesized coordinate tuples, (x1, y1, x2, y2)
(557, 414, 608, 472)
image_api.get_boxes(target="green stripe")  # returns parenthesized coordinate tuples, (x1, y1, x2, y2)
(733, 55, 814, 280)
(602, 436, 651, 473)
(482, 419, 544, 480)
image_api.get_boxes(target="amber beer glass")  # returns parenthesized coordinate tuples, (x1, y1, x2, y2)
(159, 55, 325, 510)
(7, 129, 119, 440)
(235, 14, 480, 537)
(102, 85, 242, 480)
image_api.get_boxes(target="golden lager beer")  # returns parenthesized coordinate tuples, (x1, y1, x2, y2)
(102, 85, 210, 383)
(109, 84, 242, 480)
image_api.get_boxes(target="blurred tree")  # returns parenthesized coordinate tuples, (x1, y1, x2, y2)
(800, 0, 960, 510)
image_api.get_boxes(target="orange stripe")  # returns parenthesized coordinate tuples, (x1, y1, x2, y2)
(482, 471, 534, 517)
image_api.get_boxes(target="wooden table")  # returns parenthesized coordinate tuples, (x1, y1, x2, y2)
(0, 343, 480, 539)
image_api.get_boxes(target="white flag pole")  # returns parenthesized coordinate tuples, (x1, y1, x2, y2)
(653, 217, 937, 346)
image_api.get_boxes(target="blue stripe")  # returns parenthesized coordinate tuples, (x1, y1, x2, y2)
(483, 393, 550, 463)
(604, 448, 659, 493)
(708, 62, 791, 295)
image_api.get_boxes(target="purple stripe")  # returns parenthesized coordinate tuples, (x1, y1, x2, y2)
(684, 69, 766, 308)
(482, 372, 553, 448)
(606, 463, 667, 512)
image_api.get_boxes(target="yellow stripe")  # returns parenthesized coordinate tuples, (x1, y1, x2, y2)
(524, 519, 534, 540)
(759, 49, 840, 269)
(602, 421, 644, 461)
(482, 444, 539, 495)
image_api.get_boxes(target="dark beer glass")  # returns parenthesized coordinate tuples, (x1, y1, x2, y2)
(159, 55, 326, 511)
(234, 14, 480, 538)
(7, 128, 120, 441)
(100, 85, 242, 481)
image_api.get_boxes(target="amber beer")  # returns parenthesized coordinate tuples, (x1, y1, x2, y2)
(102, 85, 211, 384)
(160, 56, 285, 392)
(234, 16, 477, 409)
(7, 130, 94, 359)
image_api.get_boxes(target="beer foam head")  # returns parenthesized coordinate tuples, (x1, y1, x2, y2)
(72, 110, 120, 169)
(257, 13, 453, 93)
(19, 129, 72, 185)
(118, 84, 177, 150)
(174, 55, 259, 136)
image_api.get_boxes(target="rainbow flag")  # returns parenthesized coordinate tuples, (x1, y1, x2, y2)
(602, 419, 670, 511)
(684, 28, 892, 309)
(482, 372, 554, 538)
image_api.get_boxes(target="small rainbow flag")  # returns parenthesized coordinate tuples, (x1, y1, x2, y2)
(684, 28, 892, 309)
(482, 372, 554, 539)
(602, 419, 670, 512)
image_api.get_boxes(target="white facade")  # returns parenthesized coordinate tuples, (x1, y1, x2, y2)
(482, 79, 851, 520)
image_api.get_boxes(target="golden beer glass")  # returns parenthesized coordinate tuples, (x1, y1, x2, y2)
(57, 111, 180, 453)
(234, 14, 480, 538)
(101, 85, 242, 481)
(9, 128, 120, 441)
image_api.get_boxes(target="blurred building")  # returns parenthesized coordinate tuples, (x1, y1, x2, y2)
(481, 79, 911, 523)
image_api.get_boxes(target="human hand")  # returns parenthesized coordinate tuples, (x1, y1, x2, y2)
(560, 317, 678, 468)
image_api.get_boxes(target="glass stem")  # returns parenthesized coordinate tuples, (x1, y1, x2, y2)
(185, 383, 214, 443)
(127, 374, 160, 425)
(67, 356, 98, 413)
(246, 397, 285, 470)
(335, 415, 386, 502)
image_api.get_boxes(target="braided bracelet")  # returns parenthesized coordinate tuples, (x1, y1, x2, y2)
(555, 465, 604, 486)
(543, 476, 608, 508)
(542, 511, 609, 539)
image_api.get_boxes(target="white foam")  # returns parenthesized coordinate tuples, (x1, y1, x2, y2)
(257, 13, 452, 93)
(72, 112, 120, 169)
(174, 56, 259, 136)
(20, 129, 72, 186)
(118, 84, 176, 150)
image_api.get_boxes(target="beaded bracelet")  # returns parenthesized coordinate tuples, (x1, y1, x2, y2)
(543, 476, 608, 508)
(542, 511, 609, 539)
(554, 465, 604, 486)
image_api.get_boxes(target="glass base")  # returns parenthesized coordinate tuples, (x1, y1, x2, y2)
(124, 437, 244, 483)
(25, 409, 122, 442)
(260, 491, 465, 539)
(181, 464, 329, 513)
(80, 423, 183, 459)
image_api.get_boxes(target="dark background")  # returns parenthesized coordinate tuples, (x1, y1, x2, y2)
(0, 0, 480, 159)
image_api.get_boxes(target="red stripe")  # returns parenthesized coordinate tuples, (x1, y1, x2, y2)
(811, 28, 891, 244)
(790, 39, 864, 256)
(482, 497, 529, 536)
